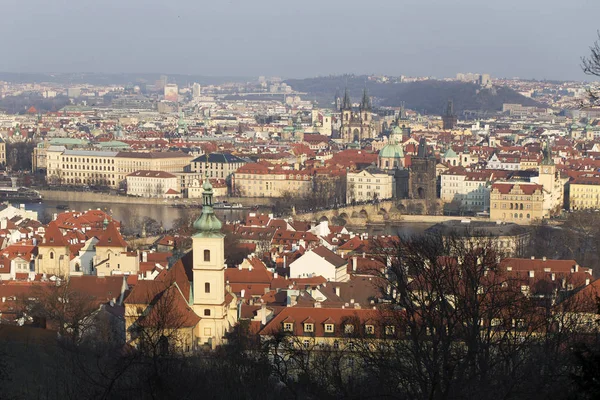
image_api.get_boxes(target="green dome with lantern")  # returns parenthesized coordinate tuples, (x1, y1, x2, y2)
(379, 143, 404, 159)
(193, 177, 223, 237)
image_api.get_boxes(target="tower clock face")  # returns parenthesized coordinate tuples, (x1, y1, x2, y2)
(543, 168, 549, 173)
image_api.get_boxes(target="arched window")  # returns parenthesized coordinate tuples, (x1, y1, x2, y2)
(205, 282, 211, 293)
(527, 213, 530, 219)
(204, 249, 210, 262)
(50, 252, 54, 260)
(75, 263, 80, 272)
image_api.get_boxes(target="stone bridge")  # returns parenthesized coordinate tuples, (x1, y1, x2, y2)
(294, 199, 434, 226)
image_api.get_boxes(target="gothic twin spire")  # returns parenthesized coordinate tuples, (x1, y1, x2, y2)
(341, 88, 371, 111)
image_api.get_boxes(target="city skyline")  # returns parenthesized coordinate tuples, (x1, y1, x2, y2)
(1, 0, 600, 81)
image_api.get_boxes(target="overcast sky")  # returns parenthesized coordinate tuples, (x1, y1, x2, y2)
(2, 0, 599, 80)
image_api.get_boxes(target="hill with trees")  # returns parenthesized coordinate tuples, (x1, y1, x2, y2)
(284, 74, 545, 115)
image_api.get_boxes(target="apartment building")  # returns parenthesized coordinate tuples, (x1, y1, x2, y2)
(440, 167, 491, 213)
(569, 175, 600, 210)
(190, 152, 247, 180)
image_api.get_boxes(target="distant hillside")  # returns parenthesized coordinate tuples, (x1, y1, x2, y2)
(285, 75, 545, 115)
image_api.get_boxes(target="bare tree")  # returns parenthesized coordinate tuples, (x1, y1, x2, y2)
(582, 31, 600, 108)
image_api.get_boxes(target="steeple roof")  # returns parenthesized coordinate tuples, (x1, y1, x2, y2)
(193, 176, 224, 237)
(360, 88, 371, 110)
(341, 88, 352, 110)
(541, 139, 554, 166)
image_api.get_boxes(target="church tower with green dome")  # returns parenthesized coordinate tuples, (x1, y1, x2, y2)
(191, 177, 233, 348)
(378, 126, 405, 170)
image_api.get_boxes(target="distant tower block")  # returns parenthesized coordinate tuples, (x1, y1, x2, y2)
(442, 100, 458, 130)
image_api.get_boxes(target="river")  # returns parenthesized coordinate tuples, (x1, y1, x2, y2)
(17, 201, 436, 236)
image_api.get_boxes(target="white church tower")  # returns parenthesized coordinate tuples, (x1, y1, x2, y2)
(191, 178, 237, 348)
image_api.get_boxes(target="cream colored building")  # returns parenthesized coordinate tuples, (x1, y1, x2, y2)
(347, 167, 394, 203)
(569, 176, 600, 210)
(0, 138, 5, 166)
(233, 162, 313, 198)
(490, 182, 544, 223)
(126, 170, 179, 198)
(46, 147, 192, 188)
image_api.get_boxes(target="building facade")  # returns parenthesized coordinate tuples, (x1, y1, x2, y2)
(490, 182, 544, 223)
(346, 167, 394, 203)
(126, 170, 179, 198)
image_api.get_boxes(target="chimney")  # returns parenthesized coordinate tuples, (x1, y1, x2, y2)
(528, 270, 534, 278)
(314, 302, 321, 308)
(352, 257, 357, 272)
(531, 256, 535, 260)
(260, 302, 267, 325)
(362, 252, 366, 258)
(542, 256, 547, 261)
(586, 278, 591, 286)
(335, 286, 341, 297)
(238, 264, 242, 270)
(142, 251, 148, 263)
(274, 272, 278, 279)
(241, 289, 246, 298)
(575, 264, 580, 272)
(551, 273, 555, 281)
(350, 298, 355, 304)
(283, 255, 287, 269)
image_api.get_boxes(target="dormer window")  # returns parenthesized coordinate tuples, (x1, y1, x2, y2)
(283, 322, 293, 332)
(344, 324, 354, 334)
(385, 325, 395, 336)
(304, 323, 314, 333)
(365, 325, 375, 335)
(324, 324, 334, 333)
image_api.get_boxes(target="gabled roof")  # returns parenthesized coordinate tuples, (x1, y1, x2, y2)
(39, 222, 68, 247)
(95, 222, 128, 248)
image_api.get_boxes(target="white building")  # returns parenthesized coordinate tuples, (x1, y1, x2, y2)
(440, 167, 492, 213)
(126, 170, 179, 198)
(289, 246, 349, 282)
(347, 167, 394, 203)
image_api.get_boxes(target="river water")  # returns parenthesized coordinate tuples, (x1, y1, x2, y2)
(18, 201, 435, 236)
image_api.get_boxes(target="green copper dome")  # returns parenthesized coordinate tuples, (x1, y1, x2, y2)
(193, 178, 223, 235)
(379, 143, 404, 159)
(391, 126, 403, 135)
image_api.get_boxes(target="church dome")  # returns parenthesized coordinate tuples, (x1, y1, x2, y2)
(379, 143, 404, 159)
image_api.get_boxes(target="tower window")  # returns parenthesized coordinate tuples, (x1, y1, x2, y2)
(205, 282, 210, 293)
(50, 252, 54, 260)
(204, 309, 211, 316)
(204, 249, 210, 262)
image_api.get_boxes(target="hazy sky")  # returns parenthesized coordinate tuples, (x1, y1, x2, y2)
(2, 0, 600, 80)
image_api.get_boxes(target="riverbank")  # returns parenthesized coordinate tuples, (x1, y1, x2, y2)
(38, 190, 278, 207)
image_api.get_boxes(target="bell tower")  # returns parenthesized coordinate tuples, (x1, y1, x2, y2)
(192, 176, 227, 348)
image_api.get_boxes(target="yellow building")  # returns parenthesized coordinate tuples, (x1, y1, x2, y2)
(569, 175, 600, 210)
(233, 162, 312, 198)
(490, 182, 544, 223)
(347, 167, 394, 202)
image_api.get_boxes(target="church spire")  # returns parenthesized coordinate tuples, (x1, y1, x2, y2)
(341, 88, 352, 110)
(541, 139, 554, 166)
(193, 174, 223, 235)
(360, 87, 371, 110)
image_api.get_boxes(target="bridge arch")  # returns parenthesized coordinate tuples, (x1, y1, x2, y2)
(359, 209, 369, 219)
